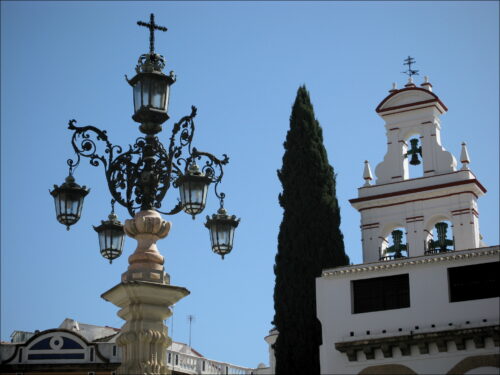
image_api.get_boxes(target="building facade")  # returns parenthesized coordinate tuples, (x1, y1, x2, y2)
(0, 319, 256, 375)
(316, 77, 499, 374)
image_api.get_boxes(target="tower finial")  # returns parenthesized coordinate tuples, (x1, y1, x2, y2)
(460, 142, 471, 170)
(137, 13, 168, 55)
(363, 160, 373, 186)
(402, 56, 419, 78)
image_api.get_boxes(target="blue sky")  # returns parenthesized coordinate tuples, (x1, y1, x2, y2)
(1, 1, 498, 368)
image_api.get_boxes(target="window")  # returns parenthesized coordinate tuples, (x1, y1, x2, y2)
(448, 262, 499, 302)
(112, 345, 117, 356)
(352, 274, 410, 313)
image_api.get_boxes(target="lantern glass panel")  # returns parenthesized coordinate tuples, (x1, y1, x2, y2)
(150, 78, 166, 109)
(164, 84, 170, 111)
(210, 222, 235, 254)
(142, 76, 150, 108)
(133, 81, 142, 112)
(180, 178, 209, 216)
(97, 227, 124, 261)
(54, 190, 84, 226)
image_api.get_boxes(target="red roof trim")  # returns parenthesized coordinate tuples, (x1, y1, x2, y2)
(349, 179, 486, 205)
(356, 191, 479, 212)
(376, 87, 448, 113)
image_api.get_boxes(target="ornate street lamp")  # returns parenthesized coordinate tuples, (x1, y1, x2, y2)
(205, 196, 240, 259)
(49, 168, 89, 231)
(176, 163, 212, 219)
(126, 14, 175, 134)
(93, 200, 125, 264)
(51, 13, 239, 261)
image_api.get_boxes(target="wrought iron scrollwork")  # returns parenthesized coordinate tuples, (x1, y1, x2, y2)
(66, 106, 229, 218)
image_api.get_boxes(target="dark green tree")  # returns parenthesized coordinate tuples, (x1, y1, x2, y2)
(273, 85, 349, 375)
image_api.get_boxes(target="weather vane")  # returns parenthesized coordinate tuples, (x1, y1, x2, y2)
(137, 13, 168, 55)
(402, 56, 419, 78)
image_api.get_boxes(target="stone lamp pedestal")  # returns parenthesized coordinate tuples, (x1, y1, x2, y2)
(101, 210, 189, 375)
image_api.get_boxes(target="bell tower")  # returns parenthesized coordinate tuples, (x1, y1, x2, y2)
(350, 63, 486, 263)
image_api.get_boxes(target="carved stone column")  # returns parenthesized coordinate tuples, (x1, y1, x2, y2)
(101, 210, 189, 375)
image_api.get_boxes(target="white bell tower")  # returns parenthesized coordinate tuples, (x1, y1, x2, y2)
(350, 75, 486, 263)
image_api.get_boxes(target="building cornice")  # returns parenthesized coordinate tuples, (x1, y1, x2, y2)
(350, 179, 487, 205)
(321, 246, 500, 278)
(335, 325, 499, 362)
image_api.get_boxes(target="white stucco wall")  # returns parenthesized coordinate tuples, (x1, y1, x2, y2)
(316, 246, 499, 375)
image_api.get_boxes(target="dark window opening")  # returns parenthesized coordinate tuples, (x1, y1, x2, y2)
(448, 262, 499, 302)
(352, 274, 410, 314)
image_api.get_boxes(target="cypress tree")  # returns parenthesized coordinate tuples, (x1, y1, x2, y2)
(273, 86, 349, 374)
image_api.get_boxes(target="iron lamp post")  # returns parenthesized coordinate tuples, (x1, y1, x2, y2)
(49, 13, 240, 374)
(50, 13, 240, 262)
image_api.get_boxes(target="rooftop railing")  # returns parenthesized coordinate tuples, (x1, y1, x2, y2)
(166, 350, 255, 375)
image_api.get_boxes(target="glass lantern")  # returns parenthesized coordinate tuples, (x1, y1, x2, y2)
(177, 163, 211, 219)
(127, 53, 175, 128)
(49, 175, 89, 230)
(93, 211, 125, 264)
(205, 207, 240, 259)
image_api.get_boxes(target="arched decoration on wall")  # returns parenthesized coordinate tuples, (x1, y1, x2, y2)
(359, 363, 417, 375)
(1, 328, 110, 365)
(424, 214, 454, 254)
(446, 354, 499, 375)
(380, 223, 408, 260)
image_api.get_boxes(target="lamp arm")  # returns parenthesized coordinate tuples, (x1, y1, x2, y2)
(68, 119, 120, 170)
(190, 148, 229, 204)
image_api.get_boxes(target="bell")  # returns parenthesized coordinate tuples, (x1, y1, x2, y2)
(409, 152, 421, 166)
(408, 138, 421, 165)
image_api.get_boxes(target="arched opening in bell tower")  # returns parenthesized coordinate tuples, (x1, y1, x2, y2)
(403, 134, 424, 179)
(380, 226, 409, 261)
(424, 217, 455, 254)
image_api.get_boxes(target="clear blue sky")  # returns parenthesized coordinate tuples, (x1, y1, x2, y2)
(1, 1, 498, 368)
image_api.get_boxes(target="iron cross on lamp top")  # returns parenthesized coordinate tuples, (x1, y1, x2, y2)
(137, 13, 168, 56)
(50, 13, 240, 263)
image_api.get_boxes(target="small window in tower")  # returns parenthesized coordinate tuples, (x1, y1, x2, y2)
(352, 274, 410, 313)
(448, 262, 499, 302)
(380, 229, 408, 260)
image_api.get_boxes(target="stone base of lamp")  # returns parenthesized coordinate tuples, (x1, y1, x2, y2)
(102, 209, 189, 374)
(121, 210, 171, 284)
(101, 281, 189, 375)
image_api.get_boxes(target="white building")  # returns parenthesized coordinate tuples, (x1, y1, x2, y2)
(316, 77, 499, 374)
(0, 318, 256, 374)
